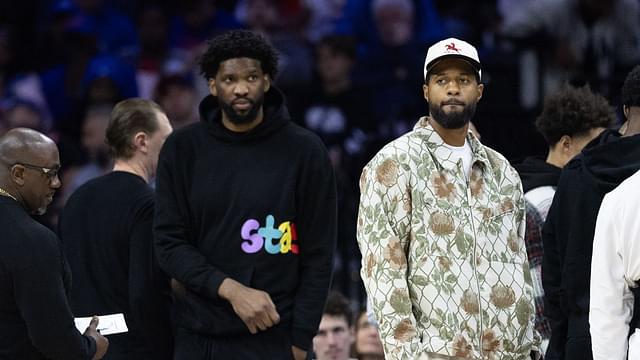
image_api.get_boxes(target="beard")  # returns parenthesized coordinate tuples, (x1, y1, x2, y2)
(219, 95, 264, 125)
(429, 100, 477, 129)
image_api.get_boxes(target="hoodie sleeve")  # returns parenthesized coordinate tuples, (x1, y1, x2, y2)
(154, 135, 229, 300)
(541, 174, 569, 358)
(290, 139, 337, 351)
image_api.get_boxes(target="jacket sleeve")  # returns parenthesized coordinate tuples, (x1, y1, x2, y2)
(514, 181, 542, 353)
(541, 178, 568, 358)
(357, 152, 422, 360)
(13, 235, 96, 360)
(290, 140, 337, 351)
(129, 199, 173, 360)
(589, 193, 632, 360)
(154, 136, 229, 300)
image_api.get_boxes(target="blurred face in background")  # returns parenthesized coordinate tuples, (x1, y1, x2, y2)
(313, 314, 354, 360)
(158, 83, 198, 128)
(355, 312, 385, 359)
(373, 2, 414, 47)
(316, 44, 354, 85)
(81, 107, 111, 163)
(5, 105, 43, 131)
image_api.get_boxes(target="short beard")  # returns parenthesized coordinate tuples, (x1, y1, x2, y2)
(220, 96, 264, 125)
(429, 101, 477, 129)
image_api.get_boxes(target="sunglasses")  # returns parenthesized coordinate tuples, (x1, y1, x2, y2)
(13, 163, 61, 180)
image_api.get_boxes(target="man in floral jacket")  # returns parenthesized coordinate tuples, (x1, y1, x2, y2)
(357, 38, 540, 360)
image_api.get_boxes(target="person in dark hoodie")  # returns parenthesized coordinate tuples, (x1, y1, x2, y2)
(154, 30, 337, 360)
(0, 128, 108, 360)
(542, 65, 640, 360)
(514, 84, 613, 355)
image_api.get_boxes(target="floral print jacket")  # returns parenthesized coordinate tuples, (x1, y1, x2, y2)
(357, 118, 539, 360)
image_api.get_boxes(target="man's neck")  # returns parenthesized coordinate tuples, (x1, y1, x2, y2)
(545, 150, 564, 168)
(221, 111, 264, 133)
(112, 160, 150, 183)
(623, 112, 640, 137)
(429, 118, 468, 146)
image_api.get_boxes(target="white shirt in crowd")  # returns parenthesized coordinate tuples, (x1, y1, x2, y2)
(590, 169, 640, 360)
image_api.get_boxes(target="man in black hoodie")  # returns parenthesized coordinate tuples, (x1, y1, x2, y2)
(542, 65, 640, 359)
(154, 30, 337, 360)
(514, 85, 614, 355)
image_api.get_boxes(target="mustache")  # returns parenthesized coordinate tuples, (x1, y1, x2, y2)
(441, 99, 465, 106)
(232, 97, 254, 105)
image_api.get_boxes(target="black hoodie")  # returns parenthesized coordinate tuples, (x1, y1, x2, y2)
(542, 129, 640, 358)
(513, 156, 562, 193)
(154, 87, 337, 351)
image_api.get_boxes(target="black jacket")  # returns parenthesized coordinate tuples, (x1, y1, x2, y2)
(542, 130, 640, 358)
(0, 197, 96, 360)
(154, 87, 337, 352)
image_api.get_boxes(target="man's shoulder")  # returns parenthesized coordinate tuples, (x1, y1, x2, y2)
(164, 122, 206, 147)
(368, 131, 424, 164)
(479, 144, 520, 179)
(609, 170, 640, 202)
(0, 213, 58, 261)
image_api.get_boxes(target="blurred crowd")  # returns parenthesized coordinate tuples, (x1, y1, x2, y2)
(1, 0, 639, 311)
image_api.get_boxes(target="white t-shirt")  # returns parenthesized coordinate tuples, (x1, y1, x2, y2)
(441, 140, 473, 180)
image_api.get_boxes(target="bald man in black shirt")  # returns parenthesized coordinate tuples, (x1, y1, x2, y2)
(0, 128, 108, 359)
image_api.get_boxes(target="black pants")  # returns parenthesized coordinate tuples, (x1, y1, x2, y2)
(173, 326, 297, 360)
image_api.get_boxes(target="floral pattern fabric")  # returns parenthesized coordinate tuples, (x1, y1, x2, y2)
(357, 117, 539, 360)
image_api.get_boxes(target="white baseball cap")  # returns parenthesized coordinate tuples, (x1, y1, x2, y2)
(423, 38, 481, 82)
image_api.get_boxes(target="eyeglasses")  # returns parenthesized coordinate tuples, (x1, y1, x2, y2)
(13, 163, 61, 180)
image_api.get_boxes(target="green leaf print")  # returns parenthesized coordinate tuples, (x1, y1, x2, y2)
(515, 298, 532, 327)
(500, 184, 514, 196)
(435, 199, 451, 210)
(454, 230, 469, 255)
(412, 275, 430, 286)
(430, 317, 443, 328)
(389, 290, 412, 314)
(446, 274, 457, 283)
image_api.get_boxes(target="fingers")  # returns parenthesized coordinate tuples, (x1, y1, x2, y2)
(88, 315, 99, 330)
(267, 304, 280, 325)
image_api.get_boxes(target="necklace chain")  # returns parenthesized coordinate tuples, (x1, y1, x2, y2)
(0, 187, 17, 201)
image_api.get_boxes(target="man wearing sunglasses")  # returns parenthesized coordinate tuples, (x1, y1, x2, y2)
(0, 127, 109, 359)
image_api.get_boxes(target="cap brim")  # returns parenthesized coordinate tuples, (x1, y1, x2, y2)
(426, 55, 481, 77)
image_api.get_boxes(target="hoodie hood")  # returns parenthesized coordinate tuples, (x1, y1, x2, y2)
(575, 129, 640, 192)
(513, 156, 561, 192)
(198, 86, 290, 143)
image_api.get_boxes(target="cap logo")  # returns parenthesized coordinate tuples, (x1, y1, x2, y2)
(445, 42, 461, 53)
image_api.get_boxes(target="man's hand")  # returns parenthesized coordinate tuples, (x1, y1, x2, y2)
(83, 316, 109, 360)
(218, 278, 280, 334)
(291, 345, 307, 360)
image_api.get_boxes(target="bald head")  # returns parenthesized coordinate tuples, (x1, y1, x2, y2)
(0, 128, 61, 215)
(0, 128, 57, 169)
